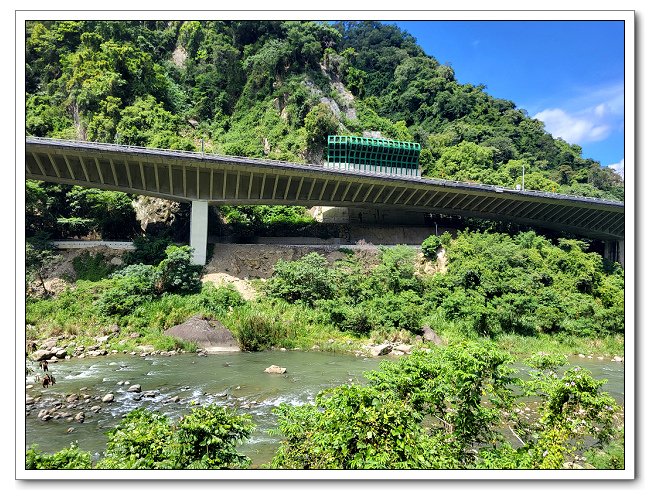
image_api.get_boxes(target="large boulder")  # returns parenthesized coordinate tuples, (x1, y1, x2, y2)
(31, 350, 53, 361)
(370, 343, 392, 356)
(164, 315, 240, 352)
(422, 325, 444, 345)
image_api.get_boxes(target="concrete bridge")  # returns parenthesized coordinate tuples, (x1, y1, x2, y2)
(25, 137, 625, 265)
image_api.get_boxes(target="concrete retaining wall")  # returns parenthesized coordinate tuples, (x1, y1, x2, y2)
(51, 240, 135, 250)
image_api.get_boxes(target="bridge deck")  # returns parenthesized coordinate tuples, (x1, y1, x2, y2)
(25, 137, 624, 240)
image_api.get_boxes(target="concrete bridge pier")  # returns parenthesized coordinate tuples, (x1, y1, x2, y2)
(190, 200, 209, 266)
(604, 239, 625, 268)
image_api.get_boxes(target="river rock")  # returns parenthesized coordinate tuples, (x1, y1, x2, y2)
(127, 384, 142, 393)
(66, 394, 79, 403)
(26, 396, 35, 405)
(66, 427, 75, 433)
(422, 325, 444, 345)
(613, 356, 624, 362)
(31, 349, 53, 361)
(90, 405, 102, 413)
(264, 365, 287, 374)
(164, 315, 240, 352)
(74, 412, 85, 423)
(102, 393, 114, 403)
(143, 390, 159, 398)
(370, 343, 392, 356)
(54, 349, 67, 359)
(393, 343, 413, 354)
(88, 349, 108, 357)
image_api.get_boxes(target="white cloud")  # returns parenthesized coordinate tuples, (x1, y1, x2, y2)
(533, 108, 611, 144)
(608, 158, 624, 180)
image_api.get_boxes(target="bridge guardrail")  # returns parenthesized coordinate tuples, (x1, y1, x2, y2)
(51, 240, 135, 250)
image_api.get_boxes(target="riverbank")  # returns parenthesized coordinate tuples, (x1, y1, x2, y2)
(25, 240, 625, 367)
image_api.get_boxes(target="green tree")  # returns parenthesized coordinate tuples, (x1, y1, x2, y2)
(271, 384, 455, 469)
(66, 187, 137, 239)
(304, 103, 340, 150)
(171, 405, 254, 469)
(96, 408, 174, 469)
(156, 245, 202, 294)
(266, 252, 335, 305)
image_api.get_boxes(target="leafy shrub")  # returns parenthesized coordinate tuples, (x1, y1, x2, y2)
(172, 405, 254, 469)
(431, 229, 624, 338)
(421, 234, 441, 260)
(197, 283, 245, 316)
(318, 298, 374, 336)
(26, 443, 92, 470)
(96, 405, 253, 470)
(370, 245, 422, 294)
(233, 309, 293, 351)
(157, 245, 202, 294)
(72, 251, 116, 281)
(266, 252, 335, 305)
(439, 231, 452, 246)
(271, 384, 455, 469)
(127, 234, 175, 265)
(96, 264, 158, 316)
(366, 290, 425, 334)
(96, 409, 174, 469)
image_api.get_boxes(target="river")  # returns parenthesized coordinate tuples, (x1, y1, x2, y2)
(24, 350, 624, 468)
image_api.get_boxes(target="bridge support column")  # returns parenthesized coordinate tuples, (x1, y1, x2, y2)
(190, 201, 209, 266)
(603, 239, 625, 268)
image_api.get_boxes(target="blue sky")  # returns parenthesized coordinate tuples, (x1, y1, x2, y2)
(391, 20, 625, 177)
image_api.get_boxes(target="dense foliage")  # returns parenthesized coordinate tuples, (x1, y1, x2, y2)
(95, 405, 254, 469)
(271, 343, 619, 469)
(96, 245, 201, 316)
(26, 443, 92, 470)
(427, 230, 624, 338)
(261, 230, 623, 341)
(24, 21, 624, 471)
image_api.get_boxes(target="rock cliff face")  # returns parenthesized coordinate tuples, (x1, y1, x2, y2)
(131, 196, 181, 231)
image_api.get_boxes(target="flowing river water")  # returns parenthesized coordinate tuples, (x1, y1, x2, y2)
(24, 350, 624, 468)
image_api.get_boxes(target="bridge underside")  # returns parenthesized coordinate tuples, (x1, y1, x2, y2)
(25, 138, 625, 264)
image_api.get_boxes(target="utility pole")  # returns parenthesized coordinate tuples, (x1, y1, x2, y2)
(522, 164, 525, 191)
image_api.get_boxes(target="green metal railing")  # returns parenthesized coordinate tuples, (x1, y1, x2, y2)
(326, 136, 421, 177)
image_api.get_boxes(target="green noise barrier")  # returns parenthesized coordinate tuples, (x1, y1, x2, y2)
(326, 135, 421, 177)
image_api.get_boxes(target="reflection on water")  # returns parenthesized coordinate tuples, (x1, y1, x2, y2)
(24, 351, 624, 467)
